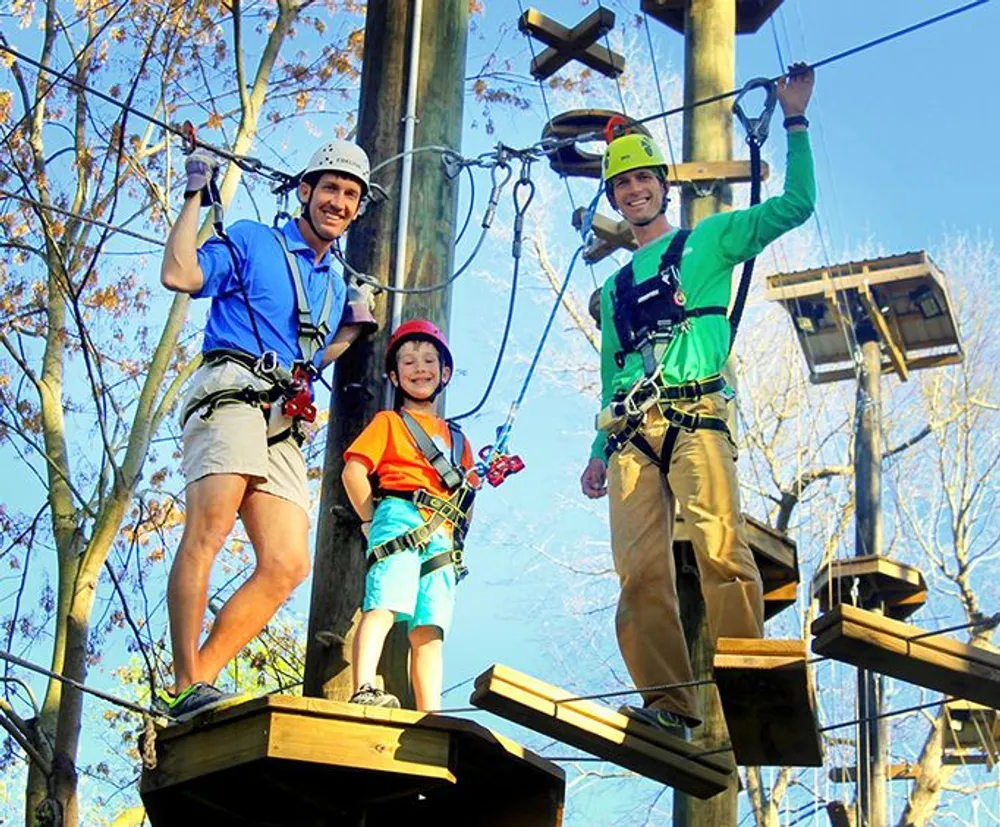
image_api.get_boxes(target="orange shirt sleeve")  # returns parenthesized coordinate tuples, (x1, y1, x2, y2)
(344, 411, 392, 474)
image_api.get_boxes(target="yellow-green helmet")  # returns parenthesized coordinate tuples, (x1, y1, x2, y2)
(602, 133, 669, 213)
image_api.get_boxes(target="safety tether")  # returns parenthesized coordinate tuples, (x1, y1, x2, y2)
(729, 77, 778, 348)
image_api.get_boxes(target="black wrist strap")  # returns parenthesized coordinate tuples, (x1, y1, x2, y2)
(783, 115, 809, 130)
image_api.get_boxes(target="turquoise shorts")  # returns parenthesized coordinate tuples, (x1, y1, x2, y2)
(363, 496, 458, 635)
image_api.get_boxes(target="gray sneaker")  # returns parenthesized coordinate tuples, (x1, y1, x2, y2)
(619, 704, 690, 738)
(350, 683, 401, 709)
(167, 682, 245, 723)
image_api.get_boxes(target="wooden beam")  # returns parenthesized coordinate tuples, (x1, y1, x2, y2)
(572, 208, 637, 264)
(713, 639, 823, 766)
(829, 763, 921, 782)
(858, 279, 909, 382)
(766, 264, 933, 303)
(470, 664, 733, 798)
(812, 604, 1000, 708)
(809, 352, 964, 385)
(667, 159, 770, 186)
(519, 8, 624, 80)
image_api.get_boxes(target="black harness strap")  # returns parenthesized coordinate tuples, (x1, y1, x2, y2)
(728, 140, 763, 347)
(398, 410, 465, 492)
(366, 413, 474, 580)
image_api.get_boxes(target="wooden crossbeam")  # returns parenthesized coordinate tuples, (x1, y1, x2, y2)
(812, 605, 1000, 708)
(809, 352, 964, 385)
(572, 207, 637, 264)
(470, 664, 733, 798)
(713, 638, 824, 767)
(826, 801, 851, 827)
(518, 8, 624, 80)
(858, 278, 909, 382)
(829, 762, 921, 782)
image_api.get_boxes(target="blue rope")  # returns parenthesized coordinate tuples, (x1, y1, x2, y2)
(482, 183, 602, 464)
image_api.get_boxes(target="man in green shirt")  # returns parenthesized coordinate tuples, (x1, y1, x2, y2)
(579, 66, 816, 733)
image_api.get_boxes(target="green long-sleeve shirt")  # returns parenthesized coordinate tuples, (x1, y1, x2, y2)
(591, 129, 816, 460)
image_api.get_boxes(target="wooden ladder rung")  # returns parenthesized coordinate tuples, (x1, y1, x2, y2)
(713, 638, 824, 767)
(811, 604, 1000, 708)
(470, 664, 733, 799)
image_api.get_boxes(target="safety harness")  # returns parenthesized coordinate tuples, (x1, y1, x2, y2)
(367, 411, 475, 582)
(182, 228, 338, 442)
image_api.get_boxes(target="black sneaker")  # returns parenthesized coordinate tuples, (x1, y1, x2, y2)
(349, 683, 401, 709)
(619, 704, 690, 737)
(167, 682, 245, 723)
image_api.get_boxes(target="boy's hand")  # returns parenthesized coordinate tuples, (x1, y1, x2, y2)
(777, 62, 814, 118)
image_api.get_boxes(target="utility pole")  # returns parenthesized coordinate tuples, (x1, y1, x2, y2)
(854, 321, 887, 827)
(303, 0, 469, 702)
(675, 1, 738, 825)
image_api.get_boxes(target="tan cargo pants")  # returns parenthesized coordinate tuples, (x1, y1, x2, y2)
(607, 391, 763, 724)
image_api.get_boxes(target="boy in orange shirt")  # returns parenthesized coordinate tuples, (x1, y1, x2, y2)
(342, 320, 476, 711)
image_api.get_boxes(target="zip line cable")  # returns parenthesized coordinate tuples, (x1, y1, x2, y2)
(0, 188, 165, 247)
(532, 0, 990, 150)
(0, 43, 294, 187)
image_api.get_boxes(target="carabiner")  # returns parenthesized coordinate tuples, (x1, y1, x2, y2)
(732, 77, 778, 147)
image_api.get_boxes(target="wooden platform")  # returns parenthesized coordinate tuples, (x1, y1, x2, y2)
(944, 700, 1000, 767)
(812, 605, 1000, 709)
(140, 695, 565, 827)
(811, 555, 927, 621)
(765, 251, 963, 385)
(713, 638, 823, 767)
(470, 664, 733, 799)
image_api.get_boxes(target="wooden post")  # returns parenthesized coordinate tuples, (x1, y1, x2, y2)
(303, 0, 469, 703)
(854, 325, 887, 827)
(675, 1, 738, 825)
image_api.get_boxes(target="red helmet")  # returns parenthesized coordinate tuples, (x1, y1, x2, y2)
(384, 319, 453, 374)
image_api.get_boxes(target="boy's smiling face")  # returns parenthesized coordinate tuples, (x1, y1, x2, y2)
(390, 339, 450, 401)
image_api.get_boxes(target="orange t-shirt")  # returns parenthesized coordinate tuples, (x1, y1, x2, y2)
(345, 409, 475, 499)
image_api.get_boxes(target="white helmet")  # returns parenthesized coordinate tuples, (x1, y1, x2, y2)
(302, 140, 370, 197)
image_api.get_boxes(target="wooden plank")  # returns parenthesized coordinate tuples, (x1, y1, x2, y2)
(812, 605, 1000, 708)
(809, 352, 963, 385)
(268, 710, 455, 780)
(763, 581, 798, 620)
(667, 160, 770, 186)
(141, 709, 271, 792)
(713, 639, 823, 766)
(470, 664, 732, 798)
(811, 555, 927, 621)
(766, 263, 932, 303)
(829, 762, 921, 782)
(859, 280, 910, 382)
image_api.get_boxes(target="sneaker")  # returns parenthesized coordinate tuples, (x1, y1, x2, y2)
(167, 682, 245, 724)
(349, 683, 401, 709)
(618, 704, 690, 737)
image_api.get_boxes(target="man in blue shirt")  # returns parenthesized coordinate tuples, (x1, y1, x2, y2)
(160, 140, 376, 721)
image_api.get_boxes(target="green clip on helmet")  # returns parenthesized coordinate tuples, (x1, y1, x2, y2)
(602, 133, 669, 213)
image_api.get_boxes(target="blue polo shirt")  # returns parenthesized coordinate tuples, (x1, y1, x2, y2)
(194, 218, 347, 369)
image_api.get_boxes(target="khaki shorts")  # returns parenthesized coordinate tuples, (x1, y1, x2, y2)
(180, 361, 310, 514)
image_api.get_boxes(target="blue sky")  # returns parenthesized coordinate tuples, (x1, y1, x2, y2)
(2, 0, 999, 823)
